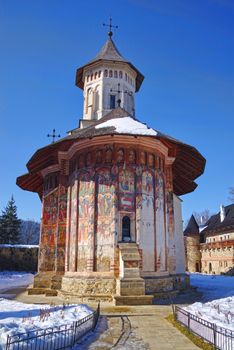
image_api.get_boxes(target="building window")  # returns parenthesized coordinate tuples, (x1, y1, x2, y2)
(110, 95, 116, 109)
(98, 70, 101, 78)
(87, 75, 89, 82)
(91, 74, 93, 81)
(122, 216, 131, 242)
(125, 73, 127, 81)
(114, 70, 118, 78)
(104, 69, 108, 77)
(109, 70, 113, 78)
(119, 71, 123, 79)
(94, 72, 98, 79)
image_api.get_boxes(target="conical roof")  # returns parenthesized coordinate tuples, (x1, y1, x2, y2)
(90, 37, 126, 62)
(75, 37, 144, 92)
(184, 215, 199, 236)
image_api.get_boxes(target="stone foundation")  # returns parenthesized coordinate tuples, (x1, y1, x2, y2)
(145, 274, 190, 294)
(61, 276, 116, 299)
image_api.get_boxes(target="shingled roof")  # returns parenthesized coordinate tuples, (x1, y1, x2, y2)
(184, 215, 199, 236)
(16, 107, 206, 198)
(202, 204, 234, 235)
(75, 38, 144, 92)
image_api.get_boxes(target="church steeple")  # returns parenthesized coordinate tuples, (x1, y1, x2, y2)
(75, 32, 144, 127)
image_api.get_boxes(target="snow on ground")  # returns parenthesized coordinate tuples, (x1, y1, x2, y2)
(190, 273, 234, 302)
(95, 117, 158, 136)
(0, 271, 34, 293)
(184, 274, 234, 331)
(0, 299, 93, 349)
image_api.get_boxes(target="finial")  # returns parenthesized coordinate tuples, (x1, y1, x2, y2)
(47, 128, 61, 143)
(103, 16, 118, 38)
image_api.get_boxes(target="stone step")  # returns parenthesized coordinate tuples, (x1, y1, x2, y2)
(114, 295, 153, 306)
(27, 287, 57, 296)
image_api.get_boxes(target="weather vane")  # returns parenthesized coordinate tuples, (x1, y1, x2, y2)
(47, 129, 61, 143)
(103, 17, 118, 38)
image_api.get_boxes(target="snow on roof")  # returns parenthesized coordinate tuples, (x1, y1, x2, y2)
(95, 116, 158, 136)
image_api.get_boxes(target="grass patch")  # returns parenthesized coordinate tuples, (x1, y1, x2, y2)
(166, 314, 215, 350)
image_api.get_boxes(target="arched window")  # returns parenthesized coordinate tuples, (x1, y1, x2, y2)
(104, 69, 108, 77)
(94, 72, 98, 79)
(114, 70, 118, 78)
(87, 75, 89, 82)
(98, 70, 101, 78)
(119, 71, 123, 79)
(122, 216, 131, 242)
(90, 74, 93, 81)
(109, 70, 113, 78)
(125, 73, 127, 81)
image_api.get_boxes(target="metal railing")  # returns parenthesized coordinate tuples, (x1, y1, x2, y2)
(174, 305, 234, 350)
(6, 303, 100, 350)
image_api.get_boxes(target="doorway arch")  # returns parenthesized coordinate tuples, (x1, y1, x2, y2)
(122, 216, 131, 242)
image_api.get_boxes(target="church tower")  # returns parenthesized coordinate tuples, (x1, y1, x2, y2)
(76, 31, 144, 128)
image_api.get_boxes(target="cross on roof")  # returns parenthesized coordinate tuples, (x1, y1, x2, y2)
(103, 17, 118, 38)
(110, 83, 133, 108)
(47, 129, 61, 143)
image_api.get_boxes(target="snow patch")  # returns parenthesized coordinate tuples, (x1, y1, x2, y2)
(0, 271, 34, 293)
(186, 274, 234, 331)
(95, 117, 158, 136)
(0, 299, 93, 350)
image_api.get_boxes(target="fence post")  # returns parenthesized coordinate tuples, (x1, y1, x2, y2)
(6, 335, 10, 350)
(188, 312, 190, 331)
(213, 323, 217, 350)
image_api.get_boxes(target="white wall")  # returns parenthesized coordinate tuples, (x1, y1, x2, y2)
(173, 194, 186, 274)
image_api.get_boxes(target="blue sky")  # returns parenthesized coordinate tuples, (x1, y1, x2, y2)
(0, 0, 233, 222)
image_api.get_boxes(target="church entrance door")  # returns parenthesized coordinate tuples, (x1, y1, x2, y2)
(122, 216, 131, 242)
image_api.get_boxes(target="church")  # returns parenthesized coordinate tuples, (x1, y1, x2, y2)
(17, 27, 205, 304)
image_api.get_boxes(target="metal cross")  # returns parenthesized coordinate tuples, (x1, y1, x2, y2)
(110, 83, 133, 108)
(47, 129, 61, 143)
(103, 17, 118, 38)
(110, 83, 122, 107)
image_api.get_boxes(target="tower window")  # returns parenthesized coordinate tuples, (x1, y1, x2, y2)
(104, 69, 108, 77)
(119, 71, 123, 79)
(110, 95, 116, 109)
(94, 72, 98, 79)
(109, 70, 113, 78)
(98, 70, 101, 78)
(87, 75, 89, 82)
(125, 73, 127, 81)
(91, 74, 93, 81)
(114, 70, 118, 78)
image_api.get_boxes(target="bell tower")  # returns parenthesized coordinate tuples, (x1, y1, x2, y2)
(75, 24, 144, 128)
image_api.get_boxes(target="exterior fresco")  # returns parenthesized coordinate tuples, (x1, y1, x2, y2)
(56, 185, 67, 272)
(69, 180, 78, 272)
(39, 189, 59, 271)
(140, 171, 155, 271)
(155, 171, 166, 271)
(119, 169, 135, 212)
(96, 168, 117, 271)
(78, 172, 95, 271)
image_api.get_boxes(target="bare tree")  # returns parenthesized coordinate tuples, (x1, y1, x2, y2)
(193, 209, 211, 225)
(228, 187, 234, 203)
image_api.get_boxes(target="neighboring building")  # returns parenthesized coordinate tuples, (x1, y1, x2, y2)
(17, 31, 205, 304)
(184, 215, 202, 273)
(184, 204, 234, 275)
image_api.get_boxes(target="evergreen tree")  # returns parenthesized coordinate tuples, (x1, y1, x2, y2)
(0, 196, 21, 244)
